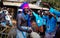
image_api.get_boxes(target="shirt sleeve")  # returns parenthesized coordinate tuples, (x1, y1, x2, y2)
(53, 9, 60, 16)
(32, 12, 38, 17)
(49, 7, 60, 16)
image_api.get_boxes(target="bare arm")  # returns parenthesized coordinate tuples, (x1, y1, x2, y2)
(17, 14, 32, 33)
(42, 2, 50, 8)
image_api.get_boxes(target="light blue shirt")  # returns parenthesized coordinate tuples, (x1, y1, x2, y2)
(42, 15, 47, 25)
(33, 12, 43, 27)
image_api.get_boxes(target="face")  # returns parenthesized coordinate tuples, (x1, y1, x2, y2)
(24, 8, 29, 14)
(47, 12, 53, 18)
(28, 11, 32, 15)
(38, 10, 42, 15)
(31, 21, 37, 28)
(47, 11, 51, 16)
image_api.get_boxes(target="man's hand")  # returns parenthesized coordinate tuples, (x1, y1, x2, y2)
(27, 29, 32, 33)
(27, 27, 32, 33)
(28, 9, 33, 15)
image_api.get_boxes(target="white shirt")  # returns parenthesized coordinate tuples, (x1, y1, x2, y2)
(5, 15, 11, 20)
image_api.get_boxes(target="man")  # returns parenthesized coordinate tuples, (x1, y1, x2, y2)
(29, 9, 44, 38)
(5, 8, 12, 26)
(45, 11, 57, 38)
(17, 9, 26, 38)
(16, 2, 32, 38)
(0, 8, 6, 27)
(28, 10, 41, 38)
(42, 2, 60, 38)
(2, 7, 12, 26)
(42, 11, 48, 38)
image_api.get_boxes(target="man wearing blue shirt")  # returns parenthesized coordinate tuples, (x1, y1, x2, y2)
(16, 9, 32, 38)
(45, 11, 57, 38)
(42, 2, 60, 38)
(16, 2, 32, 38)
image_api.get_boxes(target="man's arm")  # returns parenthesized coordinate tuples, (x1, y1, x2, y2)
(50, 13, 56, 18)
(42, 2, 50, 8)
(30, 9, 38, 17)
(17, 14, 27, 31)
(17, 25, 32, 33)
(42, 2, 60, 16)
(53, 9, 60, 16)
(17, 14, 32, 33)
(49, 7, 60, 17)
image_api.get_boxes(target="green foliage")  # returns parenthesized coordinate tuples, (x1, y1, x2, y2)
(42, 0, 60, 11)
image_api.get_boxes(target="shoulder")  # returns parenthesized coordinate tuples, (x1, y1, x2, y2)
(17, 13, 23, 18)
(18, 13, 22, 16)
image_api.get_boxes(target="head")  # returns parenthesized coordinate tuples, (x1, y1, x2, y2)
(23, 4, 30, 14)
(23, 9, 29, 15)
(30, 20, 37, 32)
(21, 2, 30, 14)
(37, 10, 42, 15)
(47, 11, 50, 15)
(31, 20, 36, 26)
(46, 11, 52, 17)
(18, 9, 23, 13)
(30, 16, 36, 25)
(43, 11, 48, 15)
(24, 8, 29, 13)
(27, 10, 32, 16)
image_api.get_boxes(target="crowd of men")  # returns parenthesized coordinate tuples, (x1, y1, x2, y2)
(0, 2, 60, 38)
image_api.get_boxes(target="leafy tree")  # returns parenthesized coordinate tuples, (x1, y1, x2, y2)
(42, 0, 60, 11)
